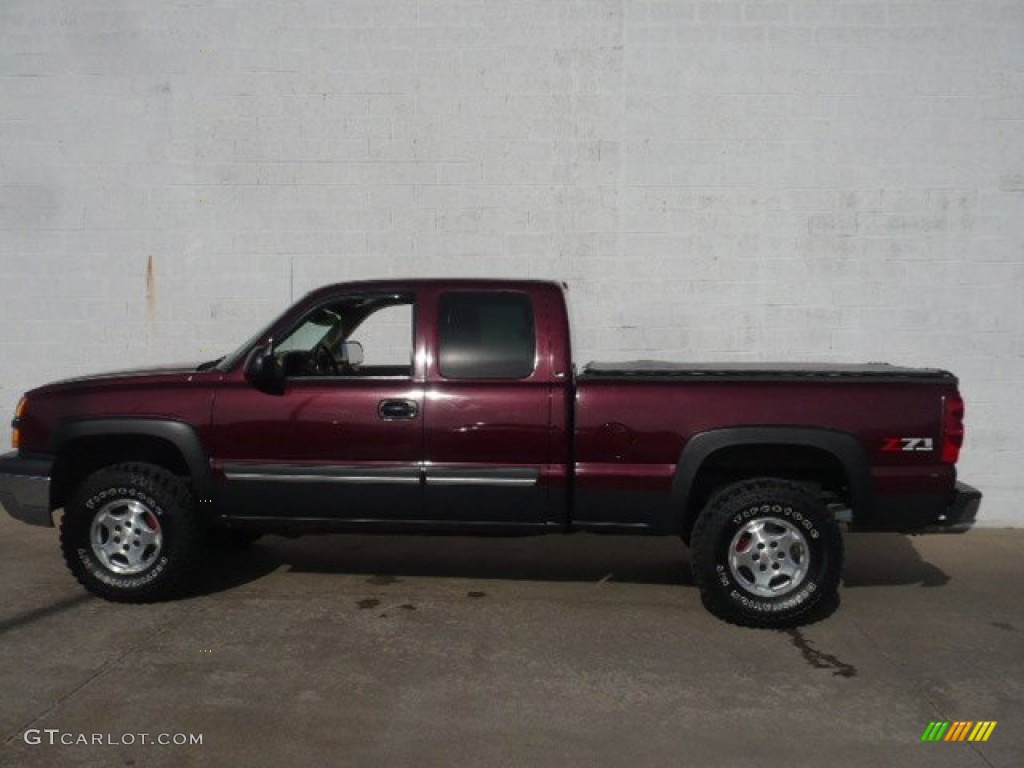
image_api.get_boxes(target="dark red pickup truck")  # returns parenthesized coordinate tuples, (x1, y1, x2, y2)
(0, 279, 981, 626)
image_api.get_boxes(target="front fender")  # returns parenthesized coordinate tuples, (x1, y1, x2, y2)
(49, 418, 215, 502)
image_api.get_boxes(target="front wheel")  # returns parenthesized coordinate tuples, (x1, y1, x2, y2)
(690, 478, 843, 628)
(60, 463, 205, 602)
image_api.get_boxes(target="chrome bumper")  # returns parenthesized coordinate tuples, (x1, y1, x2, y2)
(0, 452, 53, 527)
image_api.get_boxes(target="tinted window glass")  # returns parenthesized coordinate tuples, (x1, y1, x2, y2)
(439, 292, 536, 379)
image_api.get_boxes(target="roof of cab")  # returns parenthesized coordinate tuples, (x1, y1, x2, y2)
(301, 278, 567, 303)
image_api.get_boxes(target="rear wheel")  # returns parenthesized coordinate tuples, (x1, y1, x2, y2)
(60, 463, 205, 602)
(690, 477, 843, 628)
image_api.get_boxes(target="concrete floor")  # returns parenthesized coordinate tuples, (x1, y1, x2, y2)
(0, 511, 1021, 768)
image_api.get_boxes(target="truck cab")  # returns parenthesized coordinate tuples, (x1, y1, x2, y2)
(212, 280, 573, 530)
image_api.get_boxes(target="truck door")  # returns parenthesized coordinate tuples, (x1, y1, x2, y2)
(212, 291, 424, 523)
(421, 288, 558, 527)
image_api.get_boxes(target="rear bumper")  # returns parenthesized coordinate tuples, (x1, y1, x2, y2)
(0, 452, 54, 527)
(922, 481, 982, 533)
(856, 481, 982, 534)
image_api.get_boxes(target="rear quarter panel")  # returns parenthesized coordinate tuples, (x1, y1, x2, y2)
(573, 378, 959, 532)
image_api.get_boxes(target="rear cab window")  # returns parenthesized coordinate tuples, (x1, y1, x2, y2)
(438, 292, 536, 380)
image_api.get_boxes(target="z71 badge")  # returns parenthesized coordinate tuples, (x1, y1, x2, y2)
(881, 437, 934, 452)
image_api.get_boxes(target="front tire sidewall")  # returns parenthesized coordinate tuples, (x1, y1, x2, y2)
(62, 466, 196, 602)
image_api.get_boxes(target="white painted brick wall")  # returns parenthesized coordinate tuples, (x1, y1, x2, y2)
(1, 0, 1021, 525)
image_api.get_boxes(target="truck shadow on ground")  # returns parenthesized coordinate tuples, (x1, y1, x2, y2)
(198, 531, 951, 596)
(198, 533, 694, 595)
(841, 533, 951, 588)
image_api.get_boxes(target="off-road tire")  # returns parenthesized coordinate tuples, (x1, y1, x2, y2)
(690, 477, 843, 628)
(60, 462, 205, 602)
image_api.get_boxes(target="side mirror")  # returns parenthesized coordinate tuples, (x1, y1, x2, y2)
(244, 343, 284, 391)
(341, 340, 364, 367)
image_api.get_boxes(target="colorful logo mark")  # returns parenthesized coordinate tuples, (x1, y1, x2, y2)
(921, 721, 997, 742)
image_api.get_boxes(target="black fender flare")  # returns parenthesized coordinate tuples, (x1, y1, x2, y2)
(672, 426, 873, 528)
(49, 418, 215, 502)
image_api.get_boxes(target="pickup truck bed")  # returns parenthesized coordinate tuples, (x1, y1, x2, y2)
(575, 361, 968, 533)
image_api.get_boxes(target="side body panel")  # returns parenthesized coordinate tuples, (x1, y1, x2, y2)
(573, 377, 959, 533)
(418, 282, 572, 528)
(207, 376, 425, 522)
